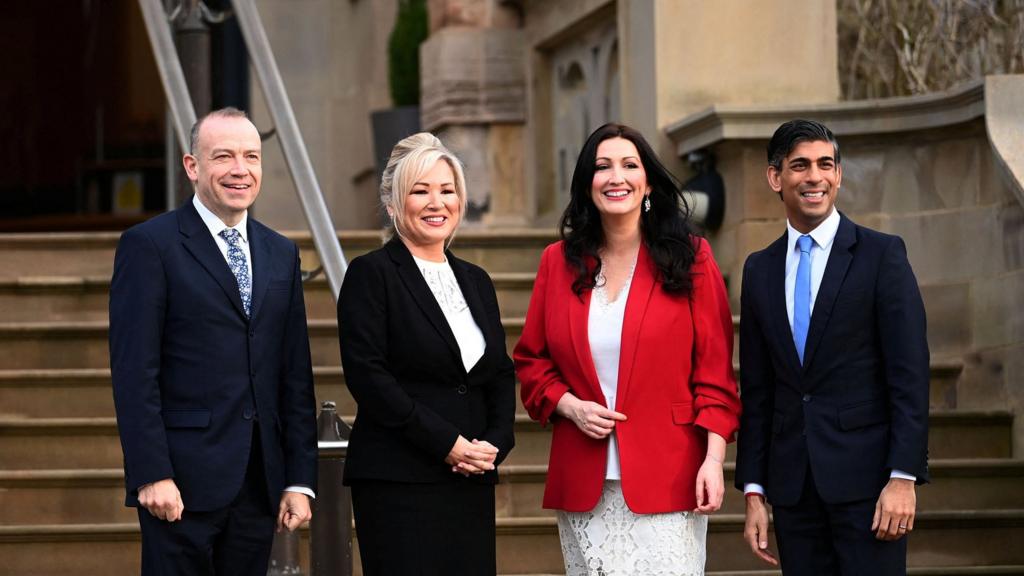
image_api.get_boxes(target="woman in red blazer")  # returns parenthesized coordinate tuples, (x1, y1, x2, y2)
(514, 123, 741, 574)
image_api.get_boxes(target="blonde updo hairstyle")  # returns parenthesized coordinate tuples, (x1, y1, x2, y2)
(380, 132, 468, 248)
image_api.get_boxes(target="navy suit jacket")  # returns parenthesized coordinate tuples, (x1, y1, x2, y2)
(109, 198, 318, 512)
(735, 213, 929, 506)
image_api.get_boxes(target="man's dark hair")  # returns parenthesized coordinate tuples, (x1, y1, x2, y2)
(189, 107, 249, 155)
(560, 122, 697, 297)
(767, 119, 840, 170)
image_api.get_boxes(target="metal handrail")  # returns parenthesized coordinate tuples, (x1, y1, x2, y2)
(230, 0, 348, 299)
(138, 0, 348, 300)
(138, 0, 197, 152)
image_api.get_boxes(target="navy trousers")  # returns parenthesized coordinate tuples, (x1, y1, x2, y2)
(137, 426, 276, 576)
(773, 465, 907, 576)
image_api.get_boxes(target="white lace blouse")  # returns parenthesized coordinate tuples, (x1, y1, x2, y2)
(413, 255, 486, 372)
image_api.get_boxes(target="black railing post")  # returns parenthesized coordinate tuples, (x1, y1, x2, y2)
(310, 401, 353, 576)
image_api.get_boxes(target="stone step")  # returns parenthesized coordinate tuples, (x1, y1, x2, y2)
(0, 318, 525, 370)
(705, 567, 1024, 576)
(0, 229, 558, 281)
(3, 511, 1023, 575)
(5, 458, 1021, 526)
(0, 272, 539, 323)
(495, 459, 1024, 519)
(0, 358, 963, 420)
(0, 411, 1011, 471)
(505, 409, 1013, 466)
(0, 367, 349, 420)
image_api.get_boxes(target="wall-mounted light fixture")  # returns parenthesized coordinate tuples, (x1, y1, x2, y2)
(682, 149, 725, 231)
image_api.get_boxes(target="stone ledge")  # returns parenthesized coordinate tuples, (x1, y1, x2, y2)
(665, 79, 986, 156)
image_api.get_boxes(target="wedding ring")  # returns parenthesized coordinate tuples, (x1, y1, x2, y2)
(898, 525, 907, 530)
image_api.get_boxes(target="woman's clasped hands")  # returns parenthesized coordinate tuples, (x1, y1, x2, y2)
(446, 435, 499, 476)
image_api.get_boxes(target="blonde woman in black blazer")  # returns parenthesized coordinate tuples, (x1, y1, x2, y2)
(338, 133, 516, 576)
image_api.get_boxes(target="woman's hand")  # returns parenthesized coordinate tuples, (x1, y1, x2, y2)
(695, 431, 727, 514)
(445, 436, 499, 476)
(555, 393, 627, 439)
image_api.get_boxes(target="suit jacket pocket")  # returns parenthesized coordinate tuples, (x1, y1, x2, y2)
(671, 402, 695, 425)
(837, 400, 887, 431)
(772, 412, 785, 435)
(163, 409, 211, 429)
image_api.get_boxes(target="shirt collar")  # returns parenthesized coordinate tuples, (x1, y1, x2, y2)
(193, 194, 249, 244)
(786, 208, 840, 253)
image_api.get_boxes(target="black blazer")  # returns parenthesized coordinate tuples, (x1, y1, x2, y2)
(735, 213, 929, 506)
(338, 238, 516, 484)
(109, 198, 318, 512)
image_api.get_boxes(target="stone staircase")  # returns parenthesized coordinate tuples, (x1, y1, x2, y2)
(1, 231, 1023, 575)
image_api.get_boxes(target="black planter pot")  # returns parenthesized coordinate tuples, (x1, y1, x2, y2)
(370, 106, 421, 179)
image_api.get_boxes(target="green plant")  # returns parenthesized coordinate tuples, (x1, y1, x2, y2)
(388, 0, 429, 107)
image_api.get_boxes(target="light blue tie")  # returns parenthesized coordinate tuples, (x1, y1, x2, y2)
(220, 228, 251, 318)
(794, 235, 812, 364)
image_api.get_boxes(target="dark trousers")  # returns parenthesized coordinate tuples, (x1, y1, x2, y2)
(351, 479, 497, 576)
(773, 466, 907, 576)
(137, 427, 276, 576)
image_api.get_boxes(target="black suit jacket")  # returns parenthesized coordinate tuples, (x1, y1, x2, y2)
(109, 198, 318, 512)
(338, 238, 516, 485)
(735, 213, 929, 506)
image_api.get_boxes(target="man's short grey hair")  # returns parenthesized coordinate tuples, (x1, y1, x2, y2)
(189, 107, 250, 155)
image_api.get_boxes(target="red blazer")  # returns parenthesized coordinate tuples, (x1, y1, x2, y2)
(514, 239, 740, 513)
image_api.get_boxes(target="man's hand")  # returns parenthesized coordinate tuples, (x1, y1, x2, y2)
(872, 477, 916, 541)
(445, 436, 499, 476)
(138, 478, 184, 522)
(743, 494, 778, 566)
(277, 491, 312, 532)
(554, 393, 626, 440)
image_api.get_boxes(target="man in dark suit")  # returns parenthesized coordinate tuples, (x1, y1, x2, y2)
(110, 107, 317, 575)
(735, 119, 929, 575)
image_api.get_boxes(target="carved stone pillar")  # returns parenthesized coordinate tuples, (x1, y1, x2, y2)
(420, 0, 528, 226)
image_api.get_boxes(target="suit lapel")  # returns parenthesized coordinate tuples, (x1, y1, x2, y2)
(766, 233, 802, 375)
(613, 242, 656, 411)
(567, 259, 604, 405)
(247, 220, 272, 320)
(448, 253, 492, 356)
(386, 239, 462, 363)
(802, 214, 857, 372)
(178, 199, 248, 319)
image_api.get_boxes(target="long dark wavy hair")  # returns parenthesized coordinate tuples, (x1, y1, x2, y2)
(560, 123, 698, 298)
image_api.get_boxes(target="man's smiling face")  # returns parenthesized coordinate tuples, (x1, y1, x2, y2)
(768, 139, 842, 233)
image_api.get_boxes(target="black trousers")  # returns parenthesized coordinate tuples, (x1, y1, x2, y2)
(351, 479, 497, 576)
(773, 465, 907, 576)
(137, 426, 276, 576)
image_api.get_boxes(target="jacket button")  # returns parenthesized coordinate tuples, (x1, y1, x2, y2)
(457, 384, 468, 395)
(802, 394, 811, 402)
(243, 407, 254, 420)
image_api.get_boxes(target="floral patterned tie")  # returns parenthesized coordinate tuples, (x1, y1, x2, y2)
(219, 228, 251, 318)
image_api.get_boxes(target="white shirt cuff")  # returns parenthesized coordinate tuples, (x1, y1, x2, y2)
(284, 485, 316, 499)
(743, 483, 766, 496)
(889, 469, 916, 482)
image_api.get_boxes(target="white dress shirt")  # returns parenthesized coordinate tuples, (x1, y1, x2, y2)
(193, 195, 315, 500)
(744, 209, 913, 497)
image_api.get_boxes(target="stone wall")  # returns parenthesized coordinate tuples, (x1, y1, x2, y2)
(667, 76, 1024, 454)
(249, 0, 394, 232)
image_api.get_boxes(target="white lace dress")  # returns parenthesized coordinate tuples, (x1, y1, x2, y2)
(557, 261, 707, 576)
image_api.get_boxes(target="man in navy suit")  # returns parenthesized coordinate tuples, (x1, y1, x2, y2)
(735, 119, 929, 575)
(110, 107, 317, 575)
